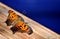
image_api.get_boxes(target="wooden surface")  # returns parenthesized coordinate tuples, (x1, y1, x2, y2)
(0, 2, 60, 39)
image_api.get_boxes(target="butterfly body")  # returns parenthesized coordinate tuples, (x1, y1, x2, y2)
(5, 10, 33, 35)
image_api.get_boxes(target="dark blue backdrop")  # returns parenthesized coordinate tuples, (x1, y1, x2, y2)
(0, 0, 60, 34)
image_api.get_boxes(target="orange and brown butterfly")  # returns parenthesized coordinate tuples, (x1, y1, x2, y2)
(5, 10, 33, 35)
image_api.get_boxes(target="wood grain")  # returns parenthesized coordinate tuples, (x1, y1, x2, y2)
(0, 2, 60, 39)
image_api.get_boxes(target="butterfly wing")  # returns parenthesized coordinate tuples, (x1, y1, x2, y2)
(10, 21, 33, 35)
(5, 10, 33, 35)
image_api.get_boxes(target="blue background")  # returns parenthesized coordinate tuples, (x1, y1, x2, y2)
(0, 0, 60, 34)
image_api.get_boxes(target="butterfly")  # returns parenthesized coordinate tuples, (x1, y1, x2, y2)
(5, 10, 33, 35)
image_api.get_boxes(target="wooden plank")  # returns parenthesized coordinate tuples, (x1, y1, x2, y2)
(0, 2, 60, 39)
(0, 13, 45, 39)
